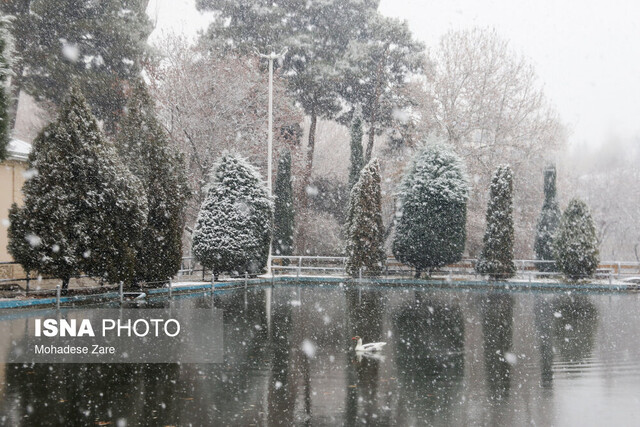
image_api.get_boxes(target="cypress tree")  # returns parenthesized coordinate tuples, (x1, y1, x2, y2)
(116, 82, 191, 285)
(476, 165, 516, 280)
(534, 165, 561, 272)
(0, 14, 11, 161)
(8, 86, 147, 289)
(192, 154, 273, 278)
(273, 149, 294, 262)
(393, 142, 469, 277)
(553, 199, 599, 281)
(345, 158, 386, 277)
(348, 108, 364, 189)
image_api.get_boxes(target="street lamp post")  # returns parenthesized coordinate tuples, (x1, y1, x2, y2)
(259, 49, 286, 276)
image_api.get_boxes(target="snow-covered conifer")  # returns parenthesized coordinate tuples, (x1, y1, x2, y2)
(8, 86, 147, 289)
(553, 199, 599, 280)
(273, 149, 294, 260)
(116, 82, 190, 285)
(476, 165, 516, 279)
(192, 154, 273, 278)
(345, 158, 386, 277)
(348, 107, 364, 190)
(534, 165, 561, 271)
(392, 142, 469, 277)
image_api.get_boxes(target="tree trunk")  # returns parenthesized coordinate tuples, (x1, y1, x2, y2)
(364, 56, 385, 163)
(305, 112, 317, 182)
(365, 124, 375, 163)
(297, 112, 318, 255)
(8, 71, 23, 132)
(61, 277, 70, 295)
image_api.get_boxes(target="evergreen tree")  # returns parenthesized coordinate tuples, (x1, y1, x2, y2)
(273, 149, 294, 261)
(192, 154, 273, 278)
(1, 0, 152, 130)
(0, 14, 11, 161)
(534, 165, 561, 272)
(8, 87, 147, 289)
(197, 0, 382, 176)
(553, 199, 599, 281)
(348, 108, 364, 190)
(345, 158, 386, 277)
(116, 82, 191, 285)
(339, 14, 424, 161)
(476, 165, 516, 280)
(393, 142, 469, 277)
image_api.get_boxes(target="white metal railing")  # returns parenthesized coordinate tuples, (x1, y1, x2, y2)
(271, 255, 347, 278)
(173, 255, 640, 282)
(268, 255, 640, 282)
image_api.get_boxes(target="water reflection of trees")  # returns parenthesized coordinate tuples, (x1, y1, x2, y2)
(534, 296, 555, 388)
(344, 288, 388, 426)
(551, 295, 598, 363)
(481, 293, 514, 402)
(3, 289, 274, 426)
(392, 292, 465, 425)
(266, 288, 296, 426)
(4, 363, 185, 425)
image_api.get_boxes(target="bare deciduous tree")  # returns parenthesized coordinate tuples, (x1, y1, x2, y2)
(413, 28, 565, 257)
(146, 35, 304, 246)
(565, 138, 640, 261)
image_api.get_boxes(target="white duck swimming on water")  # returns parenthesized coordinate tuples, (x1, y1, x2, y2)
(352, 336, 386, 352)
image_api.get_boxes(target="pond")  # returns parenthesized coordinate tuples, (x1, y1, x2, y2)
(1, 283, 639, 426)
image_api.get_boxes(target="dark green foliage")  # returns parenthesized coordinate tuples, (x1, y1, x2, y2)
(535, 165, 561, 271)
(116, 82, 191, 285)
(553, 199, 599, 280)
(392, 142, 469, 276)
(273, 150, 294, 260)
(1, 0, 152, 129)
(192, 154, 273, 276)
(198, 0, 373, 121)
(7, 203, 38, 273)
(345, 158, 386, 277)
(0, 15, 10, 161)
(348, 110, 364, 190)
(197, 0, 376, 171)
(7, 87, 147, 288)
(476, 165, 516, 279)
(196, 1, 422, 167)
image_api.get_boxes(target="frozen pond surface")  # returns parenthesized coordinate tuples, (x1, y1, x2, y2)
(1, 284, 640, 426)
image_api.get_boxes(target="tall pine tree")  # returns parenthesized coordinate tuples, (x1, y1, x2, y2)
(339, 14, 424, 161)
(192, 154, 273, 278)
(8, 86, 147, 289)
(273, 149, 294, 261)
(345, 158, 386, 277)
(553, 199, 599, 281)
(1, 0, 152, 130)
(116, 82, 191, 285)
(476, 165, 516, 280)
(393, 142, 469, 277)
(534, 165, 561, 272)
(0, 14, 11, 161)
(348, 108, 364, 190)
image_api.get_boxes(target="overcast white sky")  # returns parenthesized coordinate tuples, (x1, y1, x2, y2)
(147, 0, 640, 149)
